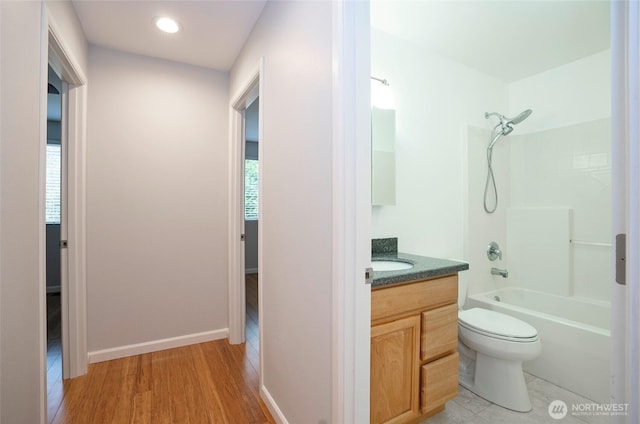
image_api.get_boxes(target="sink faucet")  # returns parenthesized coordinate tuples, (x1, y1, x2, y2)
(491, 267, 508, 278)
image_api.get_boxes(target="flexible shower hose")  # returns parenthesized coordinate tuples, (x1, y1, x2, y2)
(484, 129, 501, 214)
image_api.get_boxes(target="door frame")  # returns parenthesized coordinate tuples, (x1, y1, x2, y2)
(611, 1, 640, 422)
(41, 4, 88, 393)
(228, 59, 264, 370)
(331, 1, 372, 422)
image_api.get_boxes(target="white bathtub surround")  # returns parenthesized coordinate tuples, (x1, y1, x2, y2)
(509, 119, 612, 302)
(466, 287, 610, 404)
(507, 207, 573, 296)
(466, 118, 612, 300)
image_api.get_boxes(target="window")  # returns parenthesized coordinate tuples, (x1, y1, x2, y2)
(46, 144, 61, 224)
(245, 159, 259, 220)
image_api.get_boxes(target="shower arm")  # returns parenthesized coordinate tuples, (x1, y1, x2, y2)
(484, 111, 505, 122)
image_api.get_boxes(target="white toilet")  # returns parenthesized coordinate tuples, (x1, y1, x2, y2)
(457, 307, 541, 412)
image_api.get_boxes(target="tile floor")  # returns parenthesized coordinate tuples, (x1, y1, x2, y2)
(423, 373, 612, 424)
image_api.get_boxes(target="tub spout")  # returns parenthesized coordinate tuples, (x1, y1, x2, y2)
(491, 267, 508, 278)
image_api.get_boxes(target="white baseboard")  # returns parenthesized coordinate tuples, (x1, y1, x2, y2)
(88, 328, 228, 364)
(46, 285, 61, 294)
(261, 385, 289, 424)
(245, 268, 258, 274)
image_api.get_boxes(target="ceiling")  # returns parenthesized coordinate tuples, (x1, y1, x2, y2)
(72, 0, 268, 71)
(71, 1, 610, 82)
(371, 0, 610, 82)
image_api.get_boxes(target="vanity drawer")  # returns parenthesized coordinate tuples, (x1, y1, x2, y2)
(371, 275, 458, 322)
(421, 303, 458, 362)
(420, 352, 459, 415)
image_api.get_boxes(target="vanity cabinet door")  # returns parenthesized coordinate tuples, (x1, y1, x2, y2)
(371, 315, 421, 424)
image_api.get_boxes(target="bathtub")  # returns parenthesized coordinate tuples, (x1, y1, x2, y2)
(465, 287, 610, 404)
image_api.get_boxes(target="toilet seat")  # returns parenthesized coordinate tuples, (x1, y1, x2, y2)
(459, 308, 538, 342)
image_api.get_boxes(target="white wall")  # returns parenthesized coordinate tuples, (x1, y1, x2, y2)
(0, 3, 44, 421)
(46, 0, 89, 74)
(508, 50, 611, 134)
(0, 1, 87, 422)
(86, 46, 229, 355)
(46, 225, 62, 290)
(370, 29, 509, 302)
(508, 50, 611, 302)
(244, 220, 258, 272)
(229, 1, 334, 422)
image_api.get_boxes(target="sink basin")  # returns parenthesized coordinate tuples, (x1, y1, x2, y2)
(371, 259, 414, 272)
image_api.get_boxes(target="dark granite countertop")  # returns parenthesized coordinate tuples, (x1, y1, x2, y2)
(372, 252, 469, 288)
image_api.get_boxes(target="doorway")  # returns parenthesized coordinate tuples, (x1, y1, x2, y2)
(244, 97, 260, 364)
(43, 14, 90, 421)
(45, 64, 64, 420)
(228, 61, 262, 375)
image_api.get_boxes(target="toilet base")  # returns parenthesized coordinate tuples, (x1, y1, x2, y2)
(459, 349, 532, 412)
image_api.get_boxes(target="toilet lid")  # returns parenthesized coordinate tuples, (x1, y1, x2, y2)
(458, 308, 538, 339)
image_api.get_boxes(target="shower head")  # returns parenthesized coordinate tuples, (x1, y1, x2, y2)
(485, 109, 533, 141)
(509, 109, 533, 125)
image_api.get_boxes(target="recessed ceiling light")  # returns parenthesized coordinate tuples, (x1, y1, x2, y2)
(155, 17, 180, 34)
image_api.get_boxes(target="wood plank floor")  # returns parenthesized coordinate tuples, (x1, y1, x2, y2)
(245, 273, 260, 362)
(47, 293, 64, 422)
(48, 274, 271, 424)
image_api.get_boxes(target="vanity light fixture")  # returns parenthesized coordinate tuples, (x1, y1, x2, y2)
(154, 16, 180, 34)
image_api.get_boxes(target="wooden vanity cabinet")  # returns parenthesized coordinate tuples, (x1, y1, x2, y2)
(371, 275, 459, 424)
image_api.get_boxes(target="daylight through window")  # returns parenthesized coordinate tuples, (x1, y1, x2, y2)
(46, 144, 61, 224)
(245, 159, 259, 220)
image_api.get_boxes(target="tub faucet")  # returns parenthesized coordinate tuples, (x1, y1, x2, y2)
(491, 267, 508, 278)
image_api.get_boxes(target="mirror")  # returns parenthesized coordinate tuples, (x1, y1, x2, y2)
(372, 106, 396, 205)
